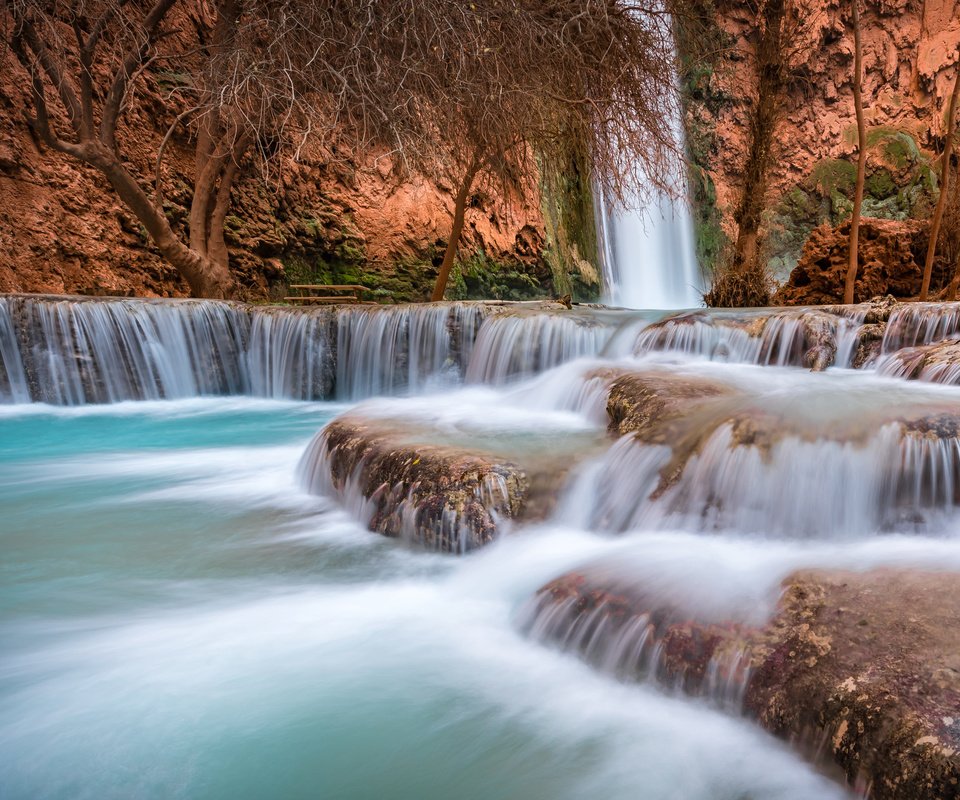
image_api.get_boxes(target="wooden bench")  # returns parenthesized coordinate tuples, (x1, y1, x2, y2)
(285, 284, 376, 304)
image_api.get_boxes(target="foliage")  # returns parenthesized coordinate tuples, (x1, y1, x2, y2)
(704, 251, 774, 307)
(448, 250, 545, 302)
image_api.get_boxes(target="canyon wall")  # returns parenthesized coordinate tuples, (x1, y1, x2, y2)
(683, 0, 960, 282)
(2, 2, 957, 303)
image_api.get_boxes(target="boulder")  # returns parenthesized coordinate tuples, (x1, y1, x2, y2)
(299, 417, 529, 551)
(524, 567, 960, 800)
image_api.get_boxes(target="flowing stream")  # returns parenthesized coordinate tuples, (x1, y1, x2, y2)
(2, 295, 960, 799)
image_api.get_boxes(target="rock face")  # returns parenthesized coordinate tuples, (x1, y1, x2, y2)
(524, 567, 960, 800)
(299, 417, 530, 552)
(687, 0, 960, 280)
(774, 218, 938, 305)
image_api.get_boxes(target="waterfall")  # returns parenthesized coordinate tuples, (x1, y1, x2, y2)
(5, 297, 248, 404)
(598, 185, 702, 310)
(465, 311, 614, 384)
(596, 29, 702, 311)
(245, 307, 335, 400)
(0, 298, 30, 403)
(335, 303, 485, 400)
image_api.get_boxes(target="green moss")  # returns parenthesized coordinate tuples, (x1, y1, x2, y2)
(767, 185, 825, 280)
(538, 144, 602, 302)
(865, 127, 922, 170)
(690, 168, 726, 278)
(811, 159, 858, 197)
(448, 249, 546, 302)
(865, 168, 896, 199)
(674, 0, 734, 279)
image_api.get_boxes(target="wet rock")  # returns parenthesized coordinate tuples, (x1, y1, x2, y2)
(524, 567, 960, 800)
(879, 338, 960, 386)
(299, 417, 530, 552)
(853, 323, 886, 369)
(605, 371, 734, 439)
(746, 570, 960, 800)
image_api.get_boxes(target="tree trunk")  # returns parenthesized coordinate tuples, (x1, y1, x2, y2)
(732, 0, 786, 273)
(431, 154, 483, 302)
(844, 0, 867, 305)
(920, 47, 960, 301)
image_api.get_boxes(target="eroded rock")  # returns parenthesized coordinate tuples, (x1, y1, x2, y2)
(775, 219, 941, 306)
(523, 567, 960, 800)
(299, 417, 530, 551)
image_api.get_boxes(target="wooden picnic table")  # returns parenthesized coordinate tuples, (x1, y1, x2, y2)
(285, 284, 377, 304)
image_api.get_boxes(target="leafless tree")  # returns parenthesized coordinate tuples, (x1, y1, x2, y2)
(6, 1, 685, 301)
(843, 0, 867, 305)
(924, 45, 960, 301)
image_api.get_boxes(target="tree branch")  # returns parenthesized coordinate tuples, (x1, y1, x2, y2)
(100, 0, 179, 151)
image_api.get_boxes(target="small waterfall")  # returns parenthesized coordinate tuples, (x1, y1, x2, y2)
(465, 312, 613, 384)
(0, 298, 30, 403)
(631, 308, 865, 369)
(519, 568, 753, 711)
(334, 304, 483, 400)
(245, 307, 335, 400)
(8, 296, 248, 404)
(569, 419, 960, 537)
(876, 340, 960, 386)
(882, 302, 960, 352)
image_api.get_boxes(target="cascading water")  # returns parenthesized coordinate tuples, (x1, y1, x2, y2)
(3, 293, 960, 800)
(598, 182, 702, 310)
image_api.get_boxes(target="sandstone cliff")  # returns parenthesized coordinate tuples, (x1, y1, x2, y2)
(0, 14, 598, 303)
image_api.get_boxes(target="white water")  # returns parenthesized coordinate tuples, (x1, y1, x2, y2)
(599, 184, 702, 309)
(3, 295, 960, 798)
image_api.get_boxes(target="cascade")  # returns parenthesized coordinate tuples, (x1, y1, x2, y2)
(5, 292, 960, 800)
(465, 310, 615, 384)
(245, 307, 335, 400)
(335, 303, 485, 400)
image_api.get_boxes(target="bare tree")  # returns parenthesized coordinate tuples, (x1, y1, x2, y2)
(334, 0, 683, 302)
(923, 45, 960, 301)
(5, 0, 360, 298)
(843, 0, 867, 305)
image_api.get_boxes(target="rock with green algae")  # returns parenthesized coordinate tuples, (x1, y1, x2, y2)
(300, 417, 529, 552)
(524, 567, 960, 800)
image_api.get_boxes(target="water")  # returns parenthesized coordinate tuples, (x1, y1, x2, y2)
(598, 185, 702, 309)
(1, 399, 852, 800)
(4, 295, 960, 799)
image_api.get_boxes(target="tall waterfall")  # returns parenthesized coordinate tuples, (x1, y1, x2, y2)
(598, 184, 702, 310)
(597, 30, 703, 311)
